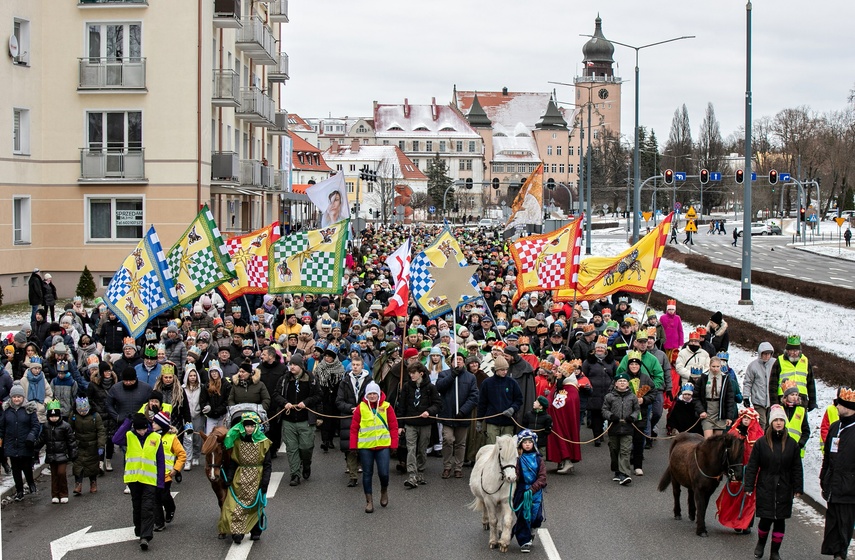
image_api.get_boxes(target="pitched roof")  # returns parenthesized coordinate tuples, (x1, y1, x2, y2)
(455, 90, 566, 131)
(466, 94, 492, 128)
(287, 113, 313, 132)
(288, 132, 333, 172)
(373, 100, 480, 138)
(322, 144, 427, 181)
(536, 97, 568, 130)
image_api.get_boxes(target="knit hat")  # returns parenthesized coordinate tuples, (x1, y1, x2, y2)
(239, 361, 253, 374)
(710, 311, 723, 325)
(493, 356, 509, 370)
(536, 395, 550, 409)
(289, 354, 304, 368)
(615, 372, 630, 382)
(768, 405, 787, 424)
(9, 383, 25, 398)
(121, 367, 137, 381)
(13, 331, 27, 344)
(403, 347, 419, 360)
(54, 342, 69, 354)
(785, 334, 801, 350)
(167, 323, 179, 334)
(781, 379, 800, 398)
(152, 411, 171, 431)
(132, 413, 149, 430)
(364, 381, 381, 397)
(149, 390, 164, 403)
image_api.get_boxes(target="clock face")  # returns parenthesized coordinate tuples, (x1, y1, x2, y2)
(598, 88, 609, 100)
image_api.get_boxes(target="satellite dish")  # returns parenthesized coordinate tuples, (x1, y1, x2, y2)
(9, 34, 19, 58)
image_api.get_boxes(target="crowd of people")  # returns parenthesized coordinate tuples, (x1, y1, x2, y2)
(0, 222, 853, 558)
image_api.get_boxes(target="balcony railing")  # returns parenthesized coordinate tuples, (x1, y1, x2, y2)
(235, 87, 275, 126)
(79, 0, 148, 5)
(212, 69, 240, 107)
(268, 0, 289, 23)
(260, 165, 275, 190)
(267, 112, 289, 136)
(79, 58, 146, 90)
(235, 16, 277, 65)
(213, 0, 241, 28)
(80, 149, 146, 182)
(268, 52, 289, 82)
(212, 151, 239, 183)
(273, 169, 290, 191)
(240, 159, 262, 187)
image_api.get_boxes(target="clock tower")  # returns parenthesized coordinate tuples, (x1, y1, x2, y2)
(574, 15, 621, 141)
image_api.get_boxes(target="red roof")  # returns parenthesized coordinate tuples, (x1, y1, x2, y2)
(287, 113, 313, 132)
(288, 132, 333, 172)
(394, 148, 427, 180)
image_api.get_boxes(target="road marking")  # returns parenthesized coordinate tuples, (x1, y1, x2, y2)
(540, 529, 561, 560)
(266, 472, 284, 498)
(51, 526, 138, 560)
(225, 541, 254, 560)
(830, 277, 852, 282)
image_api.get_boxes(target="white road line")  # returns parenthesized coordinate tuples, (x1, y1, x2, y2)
(224, 540, 253, 560)
(266, 472, 284, 498)
(540, 529, 561, 560)
(830, 277, 852, 282)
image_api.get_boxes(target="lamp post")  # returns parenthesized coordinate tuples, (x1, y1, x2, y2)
(583, 33, 695, 243)
(740, 1, 753, 304)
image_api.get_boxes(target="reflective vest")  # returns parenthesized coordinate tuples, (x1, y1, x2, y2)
(777, 355, 809, 397)
(124, 431, 161, 486)
(357, 401, 392, 449)
(786, 406, 806, 458)
(138, 402, 174, 417)
(162, 433, 177, 472)
(820, 405, 839, 447)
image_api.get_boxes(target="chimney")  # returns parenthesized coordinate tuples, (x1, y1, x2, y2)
(330, 140, 340, 153)
(350, 138, 360, 153)
(431, 97, 438, 121)
(502, 87, 508, 96)
(403, 98, 410, 118)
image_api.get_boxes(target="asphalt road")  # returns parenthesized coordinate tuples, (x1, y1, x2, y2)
(1, 426, 832, 560)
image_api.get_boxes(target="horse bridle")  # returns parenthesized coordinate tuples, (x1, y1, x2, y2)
(480, 454, 517, 496)
(206, 451, 223, 482)
(695, 439, 743, 481)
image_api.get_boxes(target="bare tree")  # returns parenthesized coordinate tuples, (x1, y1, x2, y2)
(819, 109, 855, 215)
(664, 105, 693, 205)
(696, 103, 728, 212)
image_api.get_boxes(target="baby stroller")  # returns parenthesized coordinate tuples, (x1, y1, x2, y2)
(227, 403, 269, 433)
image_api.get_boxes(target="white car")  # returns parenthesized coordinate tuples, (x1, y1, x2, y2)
(478, 218, 496, 228)
(734, 222, 768, 236)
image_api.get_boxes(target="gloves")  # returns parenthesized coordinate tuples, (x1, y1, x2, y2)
(610, 414, 621, 424)
(476, 421, 483, 433)
(174, 471, 182, 484)
(183, 422, 194, 434)
(455, 412, 468, 419)
(742, 397, 751, 408)
(626, 415, 636, 423)
(502, 407, 515, 418)
(98, 448, 104, 458)
(202, 405, 211, 414)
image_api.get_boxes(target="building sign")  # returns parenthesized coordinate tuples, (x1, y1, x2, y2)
(115, 209, 143, 226)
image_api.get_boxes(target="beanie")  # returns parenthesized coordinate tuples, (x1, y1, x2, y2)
(132, 413, 149, 430)
(289, 354, 304, 368)
(403, 347, 419, 360)
(121, 367, 138, 381)
(536, 395, 550, 409)
(149, 390, 164, 403)
(768, 405, 787, 424)
(152, 411, 171, 431)
(615, 372, 630, 382)
(9, 383, 25, 398)
(13, 331, 27, 344)
(493, 356, 509, 370)
(364, 381, 381, 397)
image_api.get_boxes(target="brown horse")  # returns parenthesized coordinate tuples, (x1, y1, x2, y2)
(657, 431, 745, 537)
(199, 427, 230, 510)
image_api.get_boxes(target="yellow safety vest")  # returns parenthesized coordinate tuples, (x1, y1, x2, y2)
(124, 431, 161, 486)
(777, 355, 809, 397)
(786, 406, 806, 458)
(162, 433, 177, 472)
(820, 405, 839, 447)
(357, 401, 392, 449)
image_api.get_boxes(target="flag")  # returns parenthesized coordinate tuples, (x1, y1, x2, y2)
(218, 223, 280, 302)
(505, 163, 544, 235)
(410, 228, 479, 318)
(305, 173, 350, 228)
(166, 205, 235, 305)
(383, 238, 411, 317)
(554, 213, 674, 301)
(267, 219, 350, 295)
(104, 226, 178, 339)
(509, 217, 583, 304)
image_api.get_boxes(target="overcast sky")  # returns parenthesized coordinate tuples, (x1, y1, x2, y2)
(282, 0, 854, 150)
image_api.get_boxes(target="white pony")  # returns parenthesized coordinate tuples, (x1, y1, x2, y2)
(468, 435, 519, 552)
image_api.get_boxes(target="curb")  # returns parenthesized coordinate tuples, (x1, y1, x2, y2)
(0, 461, 48, 505)
(790, 243, 855, 265)
(799, 491, 827, 515)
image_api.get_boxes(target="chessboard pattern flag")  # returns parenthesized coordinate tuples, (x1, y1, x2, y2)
(104, 226, 178, 339)
(554, 212, 674, 302)
(166, 204, 235, 305)
(267, 219, 350, 295)
(509, 217, 583, 304)
(218, 222, 280, 302)
(410, 228, 479, 318)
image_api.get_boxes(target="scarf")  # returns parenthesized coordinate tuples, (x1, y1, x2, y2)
(26, 370, 46, 403)
(54, 373, 75, 387)
(100, 374, 115, 390)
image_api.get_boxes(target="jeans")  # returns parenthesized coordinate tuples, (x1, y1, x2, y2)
(358, 448, 390, 494)
(49, 461, 69, 499)
(646, 392, 664, 437)
(405, 425, 431, 478)
(31, 305, 39, 323)
(129, 482, 157, 540)
(441, 425, 469, 472)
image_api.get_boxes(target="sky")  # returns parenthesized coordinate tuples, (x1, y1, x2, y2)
(281, 0, 855, 151)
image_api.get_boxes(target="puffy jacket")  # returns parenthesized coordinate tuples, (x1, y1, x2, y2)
(602, 388, 640, 437)
(227, 370, 270, 412)
(200, 378, 232, 420)
(435, 369, 479, 427)
(162, 336, 187, 370)
(70, 411, 106, 478)
(37, 419, 78, 463)
(0, 400, 40, 457)
(744, 430, 803, 519)
(743, 354, 774, 408)
(581, 351, 617, 411)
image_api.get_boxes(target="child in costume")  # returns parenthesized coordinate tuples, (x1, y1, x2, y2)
(511, 429, 547, 553)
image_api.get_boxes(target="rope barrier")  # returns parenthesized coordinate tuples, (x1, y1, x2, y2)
(629, 415, 703, 440)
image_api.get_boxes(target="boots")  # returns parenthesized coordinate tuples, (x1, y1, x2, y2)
(380, 487, 388, 507)
(73, 483, 83, 496)
(90, 480, 98, 493)
(754, 530, 768, 558)
(300, 449, 313, 480)
(365, 493, 374, 513)
(104, 459, 113, 472)
(769, 532, 784, 560)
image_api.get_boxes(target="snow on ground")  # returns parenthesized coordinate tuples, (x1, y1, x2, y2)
(792, 242, 855, 262)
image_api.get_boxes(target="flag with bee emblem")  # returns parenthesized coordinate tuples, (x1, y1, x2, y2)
(166, 205, 235, 305)
(218, 222, 280, 302)
(267, 219, 350, 294)
(104, 226, 178, 338)
(509, 216, 583, 304)
(554, 213, 673, 301)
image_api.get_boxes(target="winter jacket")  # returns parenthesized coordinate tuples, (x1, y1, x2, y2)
(49, 375, 79, 417)
(695, 372, 737, 424)
(349, 391, 400, 450)
(435, 368, 479, 427)
(666, 397, 704, 435)
(98, 318, 130, 354)
(768, 354, 817, 411)
(86, 372, 117, 435)
(522, 409, 552, 438)
(616, 350, 665, 391)
(0, 400, 40, 457)
(258, 360, 287, 414)
(42, 281, 57, 307)
(744, 430, 803, 519)
(743, 355, 774, 408)
(820, 415, 855, 504)
(227, 370, 270, 412)
(627, 370, 656, 423)
(675, 345, 710, 384)
(581, 351, 617, 411)
(336, 371, 369, 451)
(19, 373, 54, 424)
(396, 376, 442, 427)
(112, 354, 142, 378)
(273, 370, 321, 424)
(43, 357, 88, 392)
(69, 411, 106, 478)
(200, 378, 232, 420)
(28, 272, 43, 306)
(134, 362, 162, 387)
(602, 387, 640, 437)
(706, 320, 729, 354)
(37, 419, 78, 464)
(162, 336, 187, 370)
(509, 356, 536, 424)
(106, 380, 153, 422)
(477, 374, 523, 427)
(0, 370, 13, 402)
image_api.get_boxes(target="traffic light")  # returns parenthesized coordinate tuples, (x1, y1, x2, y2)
(799, 207, 806, 221)
(664, 169, 673, 185)
(700, 169, 709, 185)
(735, 169, 744, 184)
(769, 169, 778, 185)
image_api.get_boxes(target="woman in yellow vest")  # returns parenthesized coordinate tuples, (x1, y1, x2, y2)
(218, 412, 272, 544)
(150, 411, 185, 531)
(349, 381, 399, 513)
(111, 412, 165, 551)
(781, 380, 810, 458)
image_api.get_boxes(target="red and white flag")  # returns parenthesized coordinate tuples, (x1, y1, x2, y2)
(383, 238, 411, 317)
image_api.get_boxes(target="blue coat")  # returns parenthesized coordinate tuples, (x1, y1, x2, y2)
(477, 374, 523, 427)
(436, 368, 479, 427)
(0, 401, 41, 457)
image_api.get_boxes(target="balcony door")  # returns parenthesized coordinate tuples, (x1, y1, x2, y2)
(87, 111, 142, 176)
(87, 23, 141, 86)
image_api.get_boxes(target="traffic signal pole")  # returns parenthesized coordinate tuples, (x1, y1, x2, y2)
(740, 0, 753, 305)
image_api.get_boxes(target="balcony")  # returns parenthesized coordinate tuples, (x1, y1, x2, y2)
(240, 159, 263, 188)
(273, 169, 290, 191)
(267, 0, 289, 23)
(79, 58, 146, 91)
(212, 69, 240, 107)
(260, 165, 275, 190)
(213, 0, 241, 28)
(79, 0, 148, 6)
(235, 16, 277, 65)
(235, 87, 275, 126)
(268, 52, 289, 82)
(212, 151, 239, 184)
(80, 149, 146, 183)
(267, 112, 289, 136)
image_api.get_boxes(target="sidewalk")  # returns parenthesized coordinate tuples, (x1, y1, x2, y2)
(790, 240, 855, 262)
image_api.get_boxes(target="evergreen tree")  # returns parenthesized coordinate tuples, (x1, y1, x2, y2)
(426, 154, 453, 213)
(76, 266, 97, 301)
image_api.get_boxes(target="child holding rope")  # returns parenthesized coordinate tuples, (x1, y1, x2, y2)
(511, 429, 547, 554)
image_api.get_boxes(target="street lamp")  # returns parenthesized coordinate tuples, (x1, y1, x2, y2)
(582, 32, 695, 243)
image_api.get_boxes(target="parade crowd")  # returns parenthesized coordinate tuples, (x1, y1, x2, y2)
(0, 223, 853, 559)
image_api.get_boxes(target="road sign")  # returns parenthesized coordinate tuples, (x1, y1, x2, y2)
(675, 202, 682, 211)
(642, 212, 652, 222)
(780, 173, 791, 182)
(750, 172, 757, 181)
(428, 206, 436, 214)
(675, 172, 687, 181)
(710, 172, 722, 181)
(685, 206, 698, 220)
(809, 214, 818, 223)
(834, 217, 847, 227)
(685, 220, 698, 233)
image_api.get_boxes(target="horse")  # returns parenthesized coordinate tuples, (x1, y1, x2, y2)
(657, 431, 745, 537)
(199, 427, 230, 511)
(468, 435, 519, 553)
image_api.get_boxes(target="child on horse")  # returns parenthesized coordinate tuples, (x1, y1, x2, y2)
(716, 407, 765, 534)
(511, 429, 547, 554)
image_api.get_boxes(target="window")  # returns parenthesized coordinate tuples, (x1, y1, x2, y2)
(569, 146, 574, 156)
(87, 22, 142, 62)
(398, 141, 405, 150)
(86, 196, 143, 241)
(568, 164, 574, 174)
(468, 141, 476, 153)
(382, 140, 389, 146)
(492, 163, 504, 173)
(552, 133, 557, 139)
(506, 164, 515, 173)
(556, 146, 562, 156)
(356, 125, 367, 133)
(551, 164, 557, 173)
(412, 159, 419, 168)
(593, 130, 600, 139)
(559, 164, 565, 174)
(456, 141, 463, 152)
(463, 159, 473, 171)
(459, 160, 466, 171)
(336, 164, 343, 171)
(412, 140, 420, 151)
(349, 164, 356, 172)
(367, 183, 374, 193)
(13, 196, 31, 244)
(347, 181, 355, 193)
(13, 108, 29, 155)
(12, 18, 30, 65)
(87, 111, 142, 151)
(547, 145, 553, 156)
(426, 140, 433, 151)
(439, 141, 446, 152)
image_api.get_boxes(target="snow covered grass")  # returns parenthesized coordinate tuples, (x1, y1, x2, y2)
(791, 242, 855, 262)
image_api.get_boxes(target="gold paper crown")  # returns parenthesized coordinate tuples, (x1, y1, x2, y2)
(781, 379, 799, 394)
(627, 350, 643, 362)
(839, 387, 855, 402)
(161, 363, 175, 375)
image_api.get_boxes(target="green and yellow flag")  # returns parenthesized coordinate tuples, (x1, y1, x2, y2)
(267, 219, 350, 294)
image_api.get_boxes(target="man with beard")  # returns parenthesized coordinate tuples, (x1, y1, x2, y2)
(258, 347, 287, 458)
(768, 334, 817, 412)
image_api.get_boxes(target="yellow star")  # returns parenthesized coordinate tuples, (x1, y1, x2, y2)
(232, 246, 253, 270)
(124, 268, 142, 298)
(178, 249, 195, 276)
(426, 258, 480, 310)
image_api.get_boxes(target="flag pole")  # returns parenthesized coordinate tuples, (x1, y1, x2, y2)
(565, 294, 578, 348)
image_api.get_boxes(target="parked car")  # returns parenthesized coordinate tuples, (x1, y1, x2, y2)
(765, 221, 782, 235)
(478, 218, 496, 228)
(734, 222, 768, 236)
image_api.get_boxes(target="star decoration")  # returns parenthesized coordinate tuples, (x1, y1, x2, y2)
(426, 258, 480, 310)
(232, 246, 253, 270)
(177, 249, 196, 276)
(124, 268, 142, 298)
